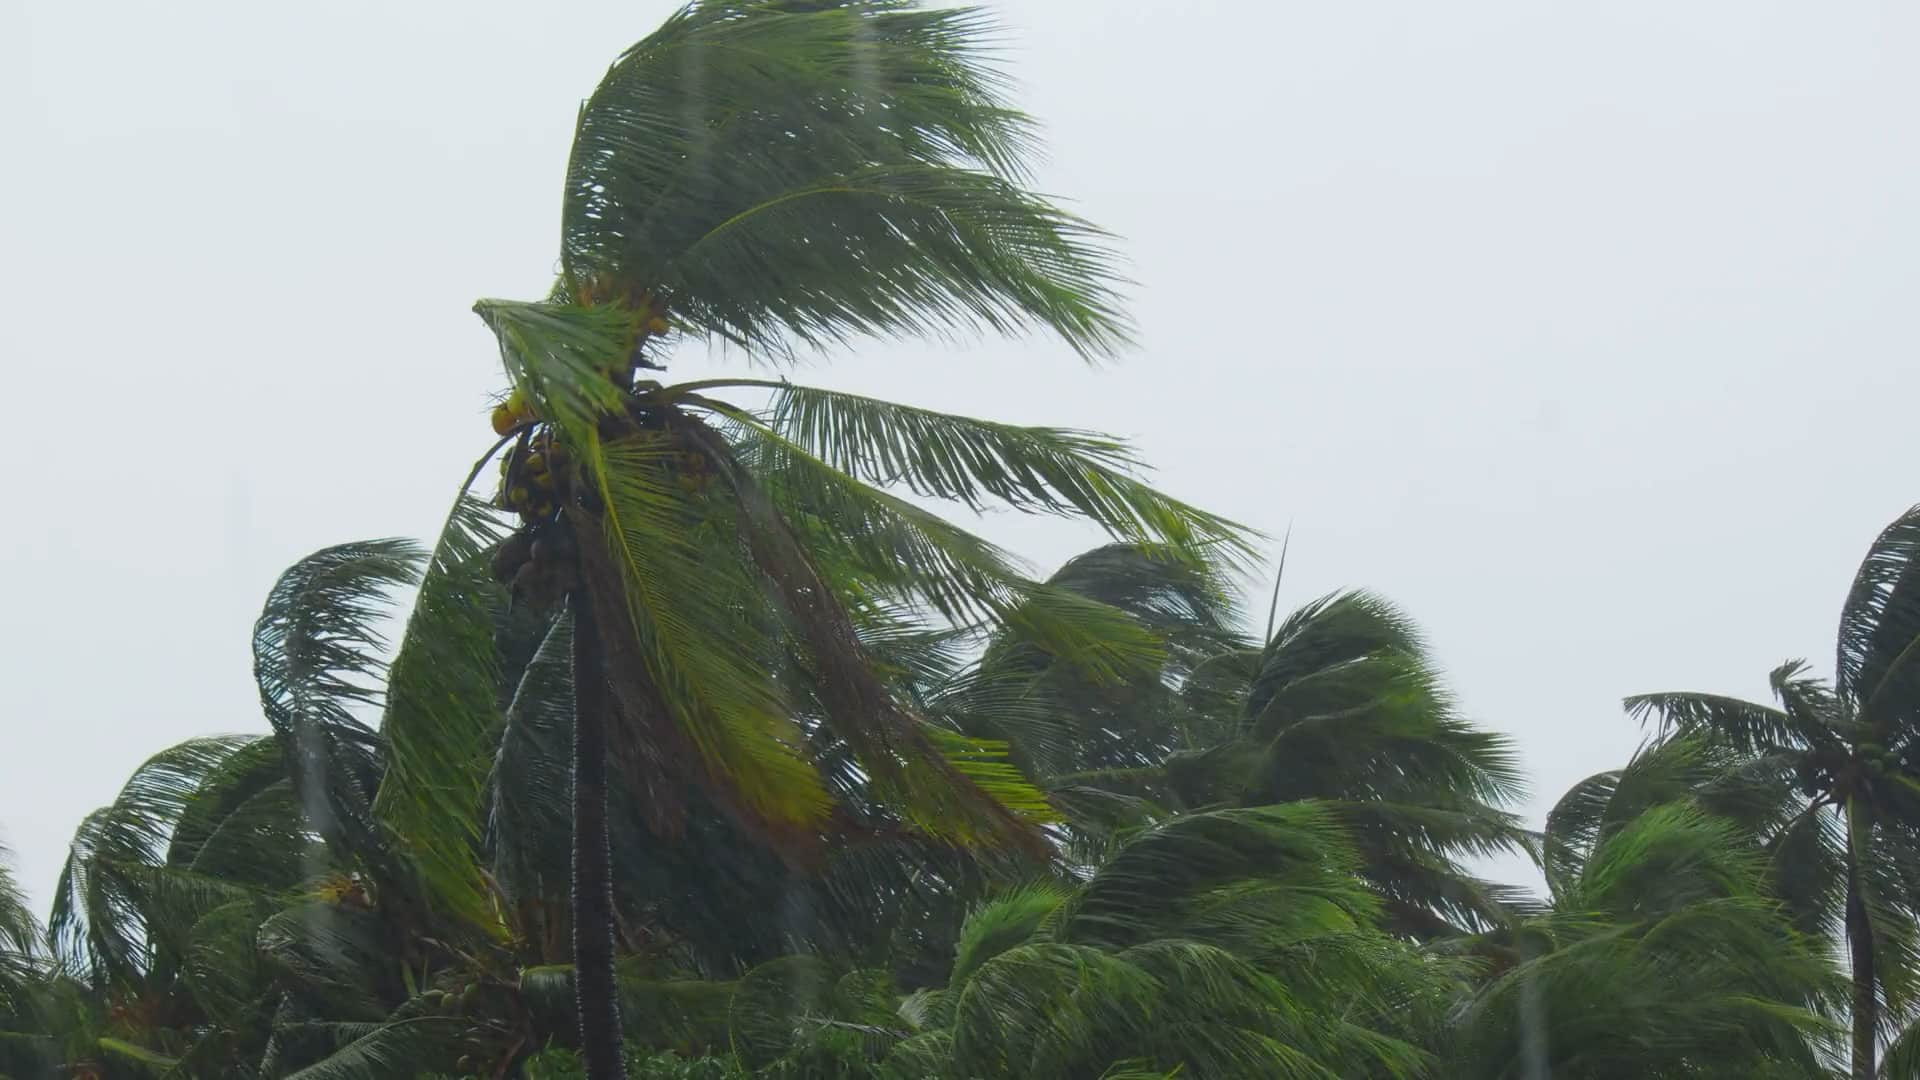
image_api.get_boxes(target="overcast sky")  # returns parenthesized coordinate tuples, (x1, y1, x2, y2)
(4, 1, 1917, 913)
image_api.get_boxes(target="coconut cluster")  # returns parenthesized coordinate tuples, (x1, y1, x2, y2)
(490, 432, 580, 612)
(482, 309, 692, 612)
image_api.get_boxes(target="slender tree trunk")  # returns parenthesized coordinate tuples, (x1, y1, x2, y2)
(1846, 800, 1877, 1080)
(570, 591, 624, 1079)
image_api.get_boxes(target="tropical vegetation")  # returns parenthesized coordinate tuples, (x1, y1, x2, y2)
(6, 1, 1915, 1077)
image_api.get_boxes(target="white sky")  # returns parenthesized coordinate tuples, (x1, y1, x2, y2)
(4, 0, 1917, 913)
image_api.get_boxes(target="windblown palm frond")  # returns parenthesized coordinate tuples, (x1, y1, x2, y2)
(1450, 802, 1841, 1079)
(252, 539, 416, 857)
(0, 840, 44, 1028)
(370, 495, 514, 940)
(557, 2, 1128, 361)
(1542, 734, 1796, 900)
(888, 802, 1453, 1079)
(923, 543, 1241, 784)
(1053, 584, 1528, 935)
(51, 736, 305, 989)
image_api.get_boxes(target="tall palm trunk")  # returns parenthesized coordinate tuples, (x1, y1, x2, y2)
(1846, 800, 1877, 1080)
(570, 591, 623, 1079)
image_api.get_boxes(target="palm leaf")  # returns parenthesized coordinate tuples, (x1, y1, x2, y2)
(1838, 504, 1920, 725)
(370, 495, 513, 939)
(558, 2, 1128, 360)
(760, 383, 1250, 557)
(51, 736, 267, 986)
(252, 540, 416, 855)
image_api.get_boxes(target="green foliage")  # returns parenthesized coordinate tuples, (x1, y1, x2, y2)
(555, 2, 1128, 361)
(18, 3, 1920, 1078)
(1624, 504, 1920, 1074)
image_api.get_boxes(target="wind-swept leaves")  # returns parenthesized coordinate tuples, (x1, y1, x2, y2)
(1838, 505, 1920, 725)
(0, 840, 42, 1016)
(763, 383, 1249, 557)
(252, 540, 416, 855)
(51, 736, 294, 988)
(558, 3, 1128, 360)
(371, 495, 513, 939)
(1452, 803, 1841, 1079)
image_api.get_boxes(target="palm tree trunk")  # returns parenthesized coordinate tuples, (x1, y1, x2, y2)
(570, 590, 624, 1079)
(1846, 800, 1877, 1080)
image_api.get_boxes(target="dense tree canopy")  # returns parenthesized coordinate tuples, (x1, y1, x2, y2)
(6, 2, 1917, 1078)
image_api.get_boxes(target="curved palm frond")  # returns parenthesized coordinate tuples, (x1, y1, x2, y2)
(50, 736, 287, 988)
(370, 495, 514, 940)
(1627, 688, 1811, 757)
(0, 839, 43, 1019)
(1543, 736, 1753, 898)
(1056, 803, 1373, 952)
(1838, 505, 1920, 726)
(758, 384, 1251, 559)
(559, 2, 1128, 361)
(1453, 803, 1842, 1079)
(252, 540, 417, 856)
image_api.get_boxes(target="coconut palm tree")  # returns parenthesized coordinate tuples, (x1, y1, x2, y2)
(877, 803, 1458, 1079)
(1448, 798, 1841, 1078)
(1626, 504, 1920, 1079)
(439, 3, 1248, 1073)
(1041, 579, 1530, 936)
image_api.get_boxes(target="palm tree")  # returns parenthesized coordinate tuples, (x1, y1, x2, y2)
(879, 803, 1456, 1078)
(0, 838, 56, 1078)
(504, 804, 1460, 1079)
(1626, 504, 1920, 1079)
(1449, 796, 1841, 1078)
(440, 4, 1247, 1073)
(1043, 578, 1530, 936)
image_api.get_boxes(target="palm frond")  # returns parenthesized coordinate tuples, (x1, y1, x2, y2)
(1838, 504, 1920, 724)
(723, 409, 1168, 683)
(0, 839, 43, 1014)
(252, 540, 417, 854)
(760, 383, 1250, 558)
(1626, 689, 1806, 756)
(1058, 803, 1367, 950)
(1542, 736, 1739, 897)
(1884, 1014, 1920, 1079)
(716, 431, 1051, 849)
(276, 1012, 462, 1080)
(51, 736, 268, 986)
(946, 886, 1065, 993)
(487, 615, 576, 915)
(370, 495, 513, 939)
(255, 901, 395, 1022)
(590, 433, 834, 835)
(559, 3, 1127, 360)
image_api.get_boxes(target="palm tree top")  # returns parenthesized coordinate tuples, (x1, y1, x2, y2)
(553, 0, 1133, 364)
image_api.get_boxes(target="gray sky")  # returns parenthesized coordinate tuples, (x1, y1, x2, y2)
(4, 1, 1917, 913)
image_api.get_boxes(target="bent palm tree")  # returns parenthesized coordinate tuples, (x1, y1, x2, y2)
(435, 4, 1246, 1073)
(1451, 801, 1840, 1078)
(1627, 504, 1920, 1079)
(881, 804, 1457, 1078)
(1049, 583, 1529, 935)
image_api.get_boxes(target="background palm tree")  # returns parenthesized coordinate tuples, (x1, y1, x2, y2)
(1626, 504, 1920, 1079)
(1450, 795, 1840, 1078)
(1042, 574, 1530, 936)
